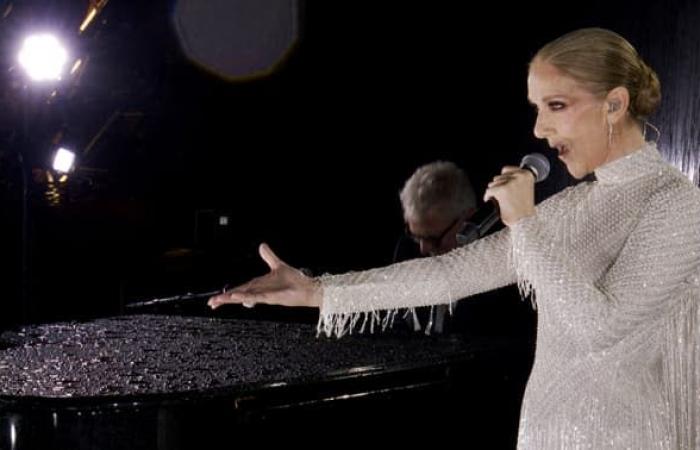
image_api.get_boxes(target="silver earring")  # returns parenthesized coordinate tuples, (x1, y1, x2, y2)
(643, 120, 661, 143)
(608, 121, 614, 146)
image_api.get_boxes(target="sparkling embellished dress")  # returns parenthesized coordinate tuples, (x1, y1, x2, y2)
(318, 142, 700, 449)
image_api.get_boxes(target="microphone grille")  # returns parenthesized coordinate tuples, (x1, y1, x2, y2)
(520, 153, 550, 182)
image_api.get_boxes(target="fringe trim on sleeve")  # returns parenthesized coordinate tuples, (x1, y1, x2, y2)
(512, 232, 538, 310)
(662, 276, 699, 449)
(316, 308, 401, 338)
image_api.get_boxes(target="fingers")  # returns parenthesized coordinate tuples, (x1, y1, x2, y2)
(487, 174, 514, 188)
(207, 290, 259, 310)
(228, 290, 258, 308)
(483, 168, 533, 202)
(207, 272, 275, 309)
(500, 165, 520, 174)
(207, 278, 257, 309)
(487, 168, 534, 187)
(259, 243, 283, 271)
(207, 298, 256, 309)
(483, 188, 496, 203)
(208, 243, 294, 311)
(207, 292, 232, 309)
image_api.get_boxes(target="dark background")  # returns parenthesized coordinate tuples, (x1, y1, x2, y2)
(1, 0, 699, 327)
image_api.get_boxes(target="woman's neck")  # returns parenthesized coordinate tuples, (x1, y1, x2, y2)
(605, 119, 646, 164)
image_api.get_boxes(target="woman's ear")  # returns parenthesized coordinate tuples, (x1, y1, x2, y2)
(605, 86, 630, 123)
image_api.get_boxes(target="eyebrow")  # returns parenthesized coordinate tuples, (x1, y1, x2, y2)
(528, 94, 570, 105)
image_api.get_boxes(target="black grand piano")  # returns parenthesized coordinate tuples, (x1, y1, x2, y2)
(0, 314, 531, 449)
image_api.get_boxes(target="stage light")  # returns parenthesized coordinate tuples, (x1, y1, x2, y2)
(79, 7, 98, 33)
(52, 147, 76, 173)
(70, 58, 83, 75)
(17, 33, 69, 82)
(79, 0, 109, 33)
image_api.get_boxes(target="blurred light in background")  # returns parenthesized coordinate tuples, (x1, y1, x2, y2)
(52, 147, 76, 173)
(173, 0, 299, 80)
(79, 0, 109, 33)
(17, 33, 68, 82)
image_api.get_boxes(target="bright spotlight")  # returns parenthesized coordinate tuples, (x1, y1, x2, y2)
(17, 33, 68, 82)
(52, 147, 76, 173)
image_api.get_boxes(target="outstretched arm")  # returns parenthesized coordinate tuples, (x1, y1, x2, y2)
(208, 243, 322, 309)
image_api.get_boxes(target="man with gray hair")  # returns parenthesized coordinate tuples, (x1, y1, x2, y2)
(399, 161, 476, 257)
(396, 160, 477, 333)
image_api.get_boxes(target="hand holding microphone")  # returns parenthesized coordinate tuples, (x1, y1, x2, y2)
(483, 153, 549, 227)
(457, 153, 549, 244)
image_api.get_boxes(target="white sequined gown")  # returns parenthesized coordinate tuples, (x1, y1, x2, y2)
(318, 142, 700, 449)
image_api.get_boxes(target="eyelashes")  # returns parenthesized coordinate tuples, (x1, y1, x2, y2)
(530, 101, 567, 114)
(548, 101, 566, 111)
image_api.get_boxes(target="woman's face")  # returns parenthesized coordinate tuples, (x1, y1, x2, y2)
(527, 60, 611, 179)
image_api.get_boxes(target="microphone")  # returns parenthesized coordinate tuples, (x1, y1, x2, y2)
(456, 153, 550, 245)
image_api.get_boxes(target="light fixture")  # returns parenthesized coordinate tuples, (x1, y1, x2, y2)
(79, 8, 98, 33)
(80, 0, 109, 33)
(17, 33, 68, 82)
(52, 147, 76, 173)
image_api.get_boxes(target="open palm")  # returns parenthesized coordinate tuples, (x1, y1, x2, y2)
(208, 243, 320, 309)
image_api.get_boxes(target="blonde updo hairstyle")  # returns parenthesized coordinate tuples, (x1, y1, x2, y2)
(532, 28, 661, 122)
